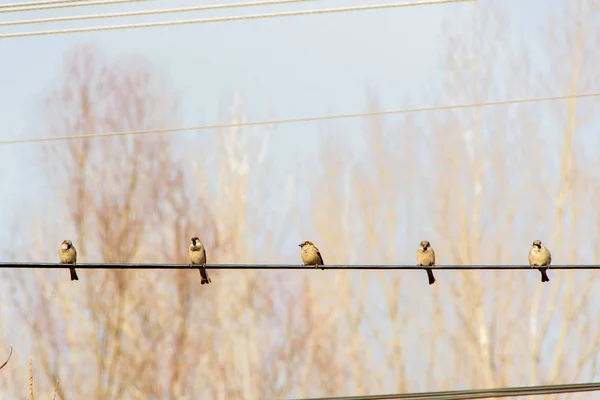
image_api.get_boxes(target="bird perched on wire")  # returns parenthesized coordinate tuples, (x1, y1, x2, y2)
(529, 240, 551, 283)
(416, 240, 436, 285)
(59, 239, 78, 281)
(299, 240, 324, 270)
(189, 237, 211, 285)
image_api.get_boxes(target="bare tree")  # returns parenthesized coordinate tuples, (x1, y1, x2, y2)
(5, 45, 218, 399)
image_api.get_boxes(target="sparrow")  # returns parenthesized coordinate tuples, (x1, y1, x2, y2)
(529, 240, 551, 283)
(299, 240, 324, 270)
(417, 240, 436, 285)
(59, 240, 78, 281)
(189, 237, 211, 285)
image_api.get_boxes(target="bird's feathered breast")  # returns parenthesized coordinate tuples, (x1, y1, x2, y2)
(529, 248, 551, 266)
(417, 248, 435, 266)
(59, 247, 77, 263)
(189, 245, 206, 264)
(301, 245, 323, 264)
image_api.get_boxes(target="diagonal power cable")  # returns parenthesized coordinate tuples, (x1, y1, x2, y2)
(0, 92, 598, 146)
(0, 0, 317, 24)
(0, 0, 149, 13)
(0, 0, 90, 9)
(287, 381, 600, 400)
(0, 0, 475, 38)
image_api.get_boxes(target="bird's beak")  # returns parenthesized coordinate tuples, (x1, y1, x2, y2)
(298, 244, 303, 247)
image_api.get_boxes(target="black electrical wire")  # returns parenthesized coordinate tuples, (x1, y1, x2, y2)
(287, 381, 600, 400)
(0, 263, 598, 270)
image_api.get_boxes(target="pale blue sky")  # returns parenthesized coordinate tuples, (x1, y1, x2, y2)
(0, 0, 558, 255)
(0, 0, 450, 254)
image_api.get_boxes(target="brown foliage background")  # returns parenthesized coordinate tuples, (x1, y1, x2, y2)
(2, 1, 600, 399)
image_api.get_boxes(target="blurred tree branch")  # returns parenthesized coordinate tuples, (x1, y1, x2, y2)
(0, 346, 12, 371)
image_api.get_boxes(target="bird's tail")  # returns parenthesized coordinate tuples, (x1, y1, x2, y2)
(426, 268, 436, 285)
(540, 268, 550, 283)
(199, 266, 211, 285)
(70, 268, 79, 281)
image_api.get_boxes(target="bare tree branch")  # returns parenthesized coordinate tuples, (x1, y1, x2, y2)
(0, 346, 12, 371)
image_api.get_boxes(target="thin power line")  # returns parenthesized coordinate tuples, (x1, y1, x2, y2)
(0, 0, 316, 26)
(294, 382, 600, 399)
(0, 263, 598, 270)
(0, 0, 149, 13)
(1, 92, 598, 146)
(287, 382, 600, 400)
(0, 0, 474, 38)
(0, 0, 89, 9)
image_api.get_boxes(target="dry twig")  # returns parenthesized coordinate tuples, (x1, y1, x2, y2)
(51, 379, 60, 400)
(29, 360, 35, 400)
(0, 346, 12, 371)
